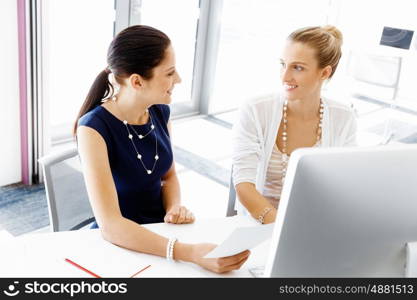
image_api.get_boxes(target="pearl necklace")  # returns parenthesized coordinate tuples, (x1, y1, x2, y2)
(281, 99, 324, 183)
(111, 96, 159, 175)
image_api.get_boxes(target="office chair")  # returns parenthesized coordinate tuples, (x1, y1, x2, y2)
(38, 146, 95, 232)
(347, 51, 403, 146)
(226, 167, 237, 217)
(347, 51, 402, 101)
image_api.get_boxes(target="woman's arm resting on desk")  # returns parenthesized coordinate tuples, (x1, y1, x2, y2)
(235, 182, 277, 224)
(77, 126, 248, 273)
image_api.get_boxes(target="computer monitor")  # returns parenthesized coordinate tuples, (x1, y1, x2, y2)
(263, 144, 417, 277)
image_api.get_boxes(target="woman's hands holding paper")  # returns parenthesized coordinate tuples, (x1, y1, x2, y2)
(191, 243, 250, 274)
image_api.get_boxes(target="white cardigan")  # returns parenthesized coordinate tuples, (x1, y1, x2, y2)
(232, 93, 357, 199)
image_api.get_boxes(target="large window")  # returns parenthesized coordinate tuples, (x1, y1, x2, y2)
(140, 0, 200, 109)
(210, 0, 332, 113)
(41, 0, 114, 145)
(43, 0, 200, 147)
(37, 0, 417, 168)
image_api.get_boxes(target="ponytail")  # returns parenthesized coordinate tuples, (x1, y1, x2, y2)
(73, 69, 114, 135)
(73, 25, 171, 136)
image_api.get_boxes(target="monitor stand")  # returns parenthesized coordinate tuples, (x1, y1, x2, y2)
(406, 241, 417, 277)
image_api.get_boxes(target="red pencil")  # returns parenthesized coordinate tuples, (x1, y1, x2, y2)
(64, 258, 101, 278)
(130, 264, 151, 277)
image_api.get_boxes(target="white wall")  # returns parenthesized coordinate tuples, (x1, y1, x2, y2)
(0, 0, 21, 186)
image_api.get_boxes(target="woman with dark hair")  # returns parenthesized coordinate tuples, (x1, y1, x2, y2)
(75, 25, 249, 273)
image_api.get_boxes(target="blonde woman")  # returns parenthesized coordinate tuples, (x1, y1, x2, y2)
(232, 26, 357, 224)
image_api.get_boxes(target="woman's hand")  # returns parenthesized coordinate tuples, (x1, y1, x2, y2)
(164, 204, 195, 224)
(191, 243, 250, 274)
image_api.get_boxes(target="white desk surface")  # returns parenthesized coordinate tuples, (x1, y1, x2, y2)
(0, 216, 270, 278)
(0, 230, 13, 240)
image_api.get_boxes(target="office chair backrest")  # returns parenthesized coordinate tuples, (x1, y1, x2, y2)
(38, 146, 95, 232)
(349, 52, 401, 87)
(226, 168, 237, 217)
(347, 51, 402, 100)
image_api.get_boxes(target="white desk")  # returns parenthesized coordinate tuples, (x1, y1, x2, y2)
(0, 216, 270, 278)
(0, 230, 13, 240)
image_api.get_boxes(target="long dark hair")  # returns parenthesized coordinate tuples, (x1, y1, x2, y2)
(73, 25, 171, 135)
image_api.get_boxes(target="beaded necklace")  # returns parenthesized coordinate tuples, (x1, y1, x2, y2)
(280, 99, 324, 183)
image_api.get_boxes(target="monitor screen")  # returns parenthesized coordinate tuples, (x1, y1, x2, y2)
(380, 26, 414, 49)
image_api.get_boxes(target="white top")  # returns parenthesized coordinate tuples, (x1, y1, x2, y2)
(232, 93, 357, 213)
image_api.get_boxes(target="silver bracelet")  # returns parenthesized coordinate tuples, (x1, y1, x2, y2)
(166, 237, 178, 261)
(258, 207, 272, 224)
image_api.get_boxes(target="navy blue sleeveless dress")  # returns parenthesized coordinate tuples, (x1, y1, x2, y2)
(78, 104, 173, 225)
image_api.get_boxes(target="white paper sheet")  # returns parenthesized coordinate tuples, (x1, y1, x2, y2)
(204, 223, 274, 258)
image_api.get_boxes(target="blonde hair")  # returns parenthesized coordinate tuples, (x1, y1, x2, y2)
(288, 25, 343, 78)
